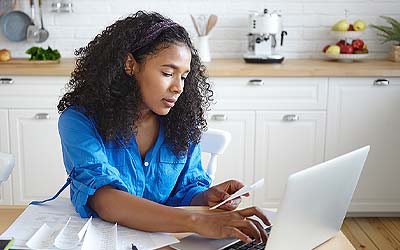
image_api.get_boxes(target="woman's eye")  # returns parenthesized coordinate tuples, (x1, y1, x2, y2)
(162, 72, 173, 77)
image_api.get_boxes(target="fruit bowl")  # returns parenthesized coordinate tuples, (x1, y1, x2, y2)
(330, 30, 364, 40)
(324, 53, 369, 61)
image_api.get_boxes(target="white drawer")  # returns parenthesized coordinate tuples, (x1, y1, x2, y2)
(209, 77, 328, 110)
(0, 76, 68, 109)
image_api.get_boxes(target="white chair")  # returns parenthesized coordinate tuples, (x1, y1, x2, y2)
(0, 152, 14, 184)
(201, 128, 231, 183)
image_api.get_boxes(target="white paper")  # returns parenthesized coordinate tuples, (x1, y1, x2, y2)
(77, 217, 92, 242)
(54, 217, 92, 249)
(0, 197, 179, 250)
(81, 221, 117, 250)
(210, 178, 265, 210)
(26, 223, 60, 249)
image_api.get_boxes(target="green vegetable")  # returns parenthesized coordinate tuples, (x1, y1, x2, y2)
(370, 16, 400, 45)
(25, 46, 61, 61)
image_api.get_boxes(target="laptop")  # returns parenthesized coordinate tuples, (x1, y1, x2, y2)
(171, 145, 370, 250)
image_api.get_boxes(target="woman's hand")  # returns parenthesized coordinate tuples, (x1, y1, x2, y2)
(192, 206, 271, 243)
(191, 180, 250, 210)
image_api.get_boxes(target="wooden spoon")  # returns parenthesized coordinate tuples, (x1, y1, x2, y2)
(205, 14, 218, 35)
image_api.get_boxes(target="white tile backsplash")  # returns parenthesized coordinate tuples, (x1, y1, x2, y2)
(1, 0, 399, 59)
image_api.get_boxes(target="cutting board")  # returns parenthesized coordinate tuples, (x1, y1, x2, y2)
(0, 58, 60, 64)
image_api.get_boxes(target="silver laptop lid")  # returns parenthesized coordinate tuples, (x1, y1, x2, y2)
(265, 146, 370, 250)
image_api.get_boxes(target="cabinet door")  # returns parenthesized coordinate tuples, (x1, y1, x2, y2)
(9, 110, 69, 205)
(205, 111, 255, 207)
(210, 77, 328, 111)
(253, 111, 326, 209)
(326, 77, 400, 212)
(0, 109, 12, 205)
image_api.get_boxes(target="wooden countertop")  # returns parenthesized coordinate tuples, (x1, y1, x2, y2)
(0, 58, 399, 77)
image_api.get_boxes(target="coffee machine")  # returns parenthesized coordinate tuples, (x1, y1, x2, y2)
(243, 9, 288, 63)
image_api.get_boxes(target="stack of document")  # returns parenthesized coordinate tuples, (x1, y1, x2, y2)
(0, 198, 179, 250)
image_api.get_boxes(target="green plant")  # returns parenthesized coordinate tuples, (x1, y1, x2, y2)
(370, 16, 400, 46)
(26, 46, 61, 60)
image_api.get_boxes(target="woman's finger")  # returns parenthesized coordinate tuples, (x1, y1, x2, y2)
(238, 207, 271, 227)
(226, 180, 245, 194)
(219, 197, 242, 210)
(224, 227, 252, 243)
(247, 218, 268, 243)
(231, 219, 262, 243)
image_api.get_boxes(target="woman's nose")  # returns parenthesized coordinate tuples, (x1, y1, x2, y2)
(170, 78, 184, 94)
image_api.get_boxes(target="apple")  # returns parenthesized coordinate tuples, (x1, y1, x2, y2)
(348, 24, 354, 31)
(322, 45, 330, 53)
(326, 45, 341, 55)
(336, 40, 346, 47)
(0, 49, 11, 62)
(332, 20, 350, 31)
(340, 44, 354, 54)
(351, 39, 364, 50)
(353, 20, 366, 31)
(354, 47, 369, 54)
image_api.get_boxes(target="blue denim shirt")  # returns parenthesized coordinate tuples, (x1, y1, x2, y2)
(58, 108, 211, 217)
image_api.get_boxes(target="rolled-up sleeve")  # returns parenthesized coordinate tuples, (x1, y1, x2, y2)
(165, 143, 211, 206)
(58, 108, 128, 217)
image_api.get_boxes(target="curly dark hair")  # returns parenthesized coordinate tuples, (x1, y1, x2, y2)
(58, 11, 213, 156)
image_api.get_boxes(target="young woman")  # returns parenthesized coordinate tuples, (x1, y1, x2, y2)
(57, 11, 269, 243)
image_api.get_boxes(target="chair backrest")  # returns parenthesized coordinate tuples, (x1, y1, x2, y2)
(200, 128, 231, 183)
(0, 152, 15, 184)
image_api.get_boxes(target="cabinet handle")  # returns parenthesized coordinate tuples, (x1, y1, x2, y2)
(282, 114, 299, 121)
(211, 114, 228, 121)
(35, 113, 50, 120)
(373, 79, 390, 86)
(0, 78, 13, 84)
(248, 79, 264, 86)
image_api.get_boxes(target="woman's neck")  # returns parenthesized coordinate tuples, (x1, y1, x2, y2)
(137, 108, 156, 126)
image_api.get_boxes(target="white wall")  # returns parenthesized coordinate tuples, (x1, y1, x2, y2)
(1, 0, 399, 59)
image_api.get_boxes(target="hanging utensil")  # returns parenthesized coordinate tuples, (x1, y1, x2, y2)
(0, 0, 33, 42)
(190, 14, 200, 36)
(205, 14, 218, 35)
(27, 0, 39, 42)
(197, 14, 207, 36)
(37, 0, 49, 43)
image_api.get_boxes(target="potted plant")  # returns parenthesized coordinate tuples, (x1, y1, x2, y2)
(370, 16, 400, 62)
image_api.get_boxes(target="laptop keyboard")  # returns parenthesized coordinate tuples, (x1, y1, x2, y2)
(222, 227, 271, 250)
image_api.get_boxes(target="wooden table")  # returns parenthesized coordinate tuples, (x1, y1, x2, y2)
(0, 206, 355, 250)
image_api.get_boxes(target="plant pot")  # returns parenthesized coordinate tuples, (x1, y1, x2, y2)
(389, 45, 400, 62)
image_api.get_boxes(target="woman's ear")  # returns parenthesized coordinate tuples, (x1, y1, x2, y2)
(125, 53, 137, 76)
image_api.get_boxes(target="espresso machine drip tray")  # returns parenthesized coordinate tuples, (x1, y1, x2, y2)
(243, 54, 285, 64)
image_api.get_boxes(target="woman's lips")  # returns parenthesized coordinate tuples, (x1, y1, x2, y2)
(163, 98, 176, 108)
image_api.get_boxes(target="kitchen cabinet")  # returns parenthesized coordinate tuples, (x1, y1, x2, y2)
(0, 76, 69, 205)
(0, 109, 12, 205)
(205, 111, 255, 208)
(325, 77, 400, 213)
(209, 77, 328, 209)
(1, 73, 399, 213)
(9, 110, 68, 205)
(253, 111, 326, 208)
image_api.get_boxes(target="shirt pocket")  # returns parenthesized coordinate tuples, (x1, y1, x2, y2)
(159, 146, 187, 164)
(105, 147, 126, 168)
(156, 147, 187, 200)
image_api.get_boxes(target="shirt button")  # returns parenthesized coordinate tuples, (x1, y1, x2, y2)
(144, 162, 149, 167)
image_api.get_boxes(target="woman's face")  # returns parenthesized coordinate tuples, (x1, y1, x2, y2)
(132, 43, 191, 116)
